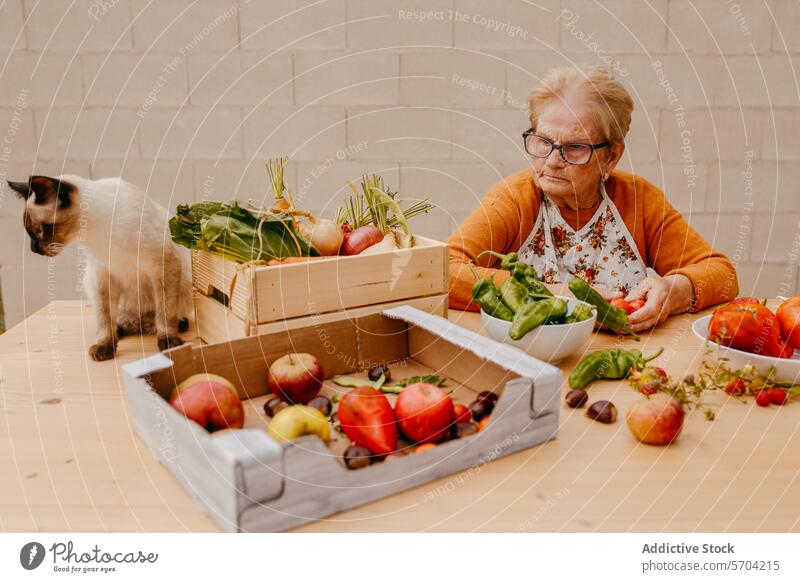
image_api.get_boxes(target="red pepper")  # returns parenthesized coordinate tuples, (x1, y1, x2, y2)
(338, 387, 397, 456)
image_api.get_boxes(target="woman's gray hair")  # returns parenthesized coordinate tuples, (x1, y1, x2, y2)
(528, 66, 634, 145)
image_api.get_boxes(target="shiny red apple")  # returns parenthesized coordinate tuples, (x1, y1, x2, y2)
(170, 380, 244, 432)
(268, 353, 324, 404)
(395, 382, 455, 443)
(626, 393, 684, 446)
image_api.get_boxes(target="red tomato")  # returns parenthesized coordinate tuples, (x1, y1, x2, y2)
(708, 302, 782, 357)
(777, 339, 795, 359)
(767, 388, 788, 405)
(453, 403, 472, 424)
(724, 378, 746, 395)
(755, 391, 772, 407)
(610, 298, 636, 314)
(729, 297, 766, 306)
(776, 296, 800, 350)
(338, 387, 398, 456)
(628, 299, 646, 312)
(395, 383, 455, 444)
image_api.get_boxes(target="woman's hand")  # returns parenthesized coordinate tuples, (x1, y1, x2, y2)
(625, 273, 694, 332)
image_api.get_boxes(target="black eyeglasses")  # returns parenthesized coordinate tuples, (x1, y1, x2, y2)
(522, 129, 610, 165)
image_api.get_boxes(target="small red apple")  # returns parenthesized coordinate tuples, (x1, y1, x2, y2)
(395, 382, 455, 443)
(268, 353, 324, 404)
(170, 380, 244, 432)
(626, 393, 684, 446)
(171, 372, 237, 402)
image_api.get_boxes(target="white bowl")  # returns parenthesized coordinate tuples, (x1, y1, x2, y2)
(480, 295, 597, 363)
(692, 314, 800, 383)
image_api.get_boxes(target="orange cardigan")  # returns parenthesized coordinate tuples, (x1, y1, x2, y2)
(447, 168, 739, 312)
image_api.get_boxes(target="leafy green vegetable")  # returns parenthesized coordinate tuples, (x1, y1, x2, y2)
(169, 200, 318, 263)
(397, 375, 447, 387)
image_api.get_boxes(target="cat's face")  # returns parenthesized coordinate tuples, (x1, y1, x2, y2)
(8, 176, 80, 257)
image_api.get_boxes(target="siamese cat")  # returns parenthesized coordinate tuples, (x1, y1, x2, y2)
(8, 175, 191, 361)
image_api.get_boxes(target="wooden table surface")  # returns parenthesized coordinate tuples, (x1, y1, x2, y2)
(1, 300, 798, 532)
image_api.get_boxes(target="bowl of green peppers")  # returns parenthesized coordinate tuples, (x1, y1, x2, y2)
(480, 295, 596, 363)
(471, 253, 605, 362)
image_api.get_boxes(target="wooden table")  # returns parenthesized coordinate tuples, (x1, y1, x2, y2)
(1, 300, 798, 532)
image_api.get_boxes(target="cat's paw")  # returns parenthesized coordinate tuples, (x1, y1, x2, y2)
(158, 335, 184, 351)
(89, 341, 117, 361)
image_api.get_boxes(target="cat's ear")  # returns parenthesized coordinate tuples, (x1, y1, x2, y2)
(7, 180, 31, 199)
(27, 176, 75, 208)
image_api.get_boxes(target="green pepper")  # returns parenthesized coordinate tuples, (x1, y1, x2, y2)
(472, 278, 514, 321)
(564, 303, 595, 324)
(509, 297, 568, 340)
(568, 347, 664, 390)
(477, 250, 521, 270)
(511, 263, 553, 298)
(567, 278, 631, 334)
(498, 276, 528, 313)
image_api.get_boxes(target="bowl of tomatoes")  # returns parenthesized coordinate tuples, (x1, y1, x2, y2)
(692, 296, 800, 383)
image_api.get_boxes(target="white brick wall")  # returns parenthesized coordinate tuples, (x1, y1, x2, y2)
(1, 0, 798, 327)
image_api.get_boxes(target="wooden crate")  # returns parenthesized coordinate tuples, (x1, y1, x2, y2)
(121, 306, 562, 533)
(193, 291, 449, 345)
(190, 235, 449, 342)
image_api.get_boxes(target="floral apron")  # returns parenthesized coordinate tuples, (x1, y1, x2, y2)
(517, 183, 648, 296)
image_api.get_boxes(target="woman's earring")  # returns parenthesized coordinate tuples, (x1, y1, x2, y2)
(601, 172, 609, 182)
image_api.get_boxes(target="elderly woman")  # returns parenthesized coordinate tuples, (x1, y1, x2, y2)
(448, 67, 738, 332)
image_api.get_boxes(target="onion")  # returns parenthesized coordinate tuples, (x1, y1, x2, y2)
(359, 233, 398, 255)
(308, 218, 344, 256)
(341, 225, 384, 255)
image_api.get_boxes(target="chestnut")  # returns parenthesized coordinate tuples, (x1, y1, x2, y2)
(368, 364, 391, 382)
(307, 395, 332, 417)
(469, 392, 496, 421)
(263, 397, 288, 418)
(565, 390, 588, 408)
(450, 422, 479, 439)
(343, 445, 373, 470)
(477, 391, 498, 404)
(586, 400, 617, 424)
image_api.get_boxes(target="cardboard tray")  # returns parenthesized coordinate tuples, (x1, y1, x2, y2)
(121, 306, 562, 532)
